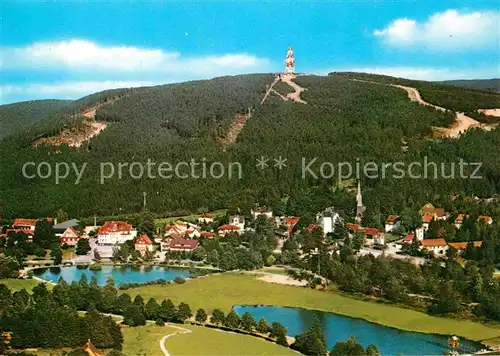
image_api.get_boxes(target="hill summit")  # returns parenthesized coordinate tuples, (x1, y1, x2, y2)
(0, 72, 499, 221)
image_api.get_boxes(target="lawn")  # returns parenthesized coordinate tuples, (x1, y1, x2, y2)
(257, 267, 289, 275)
(154, 209, 227, 228)
(0, 278, 52, 291)
(121, 324, 295, 356)
(125, 273, 500, 346)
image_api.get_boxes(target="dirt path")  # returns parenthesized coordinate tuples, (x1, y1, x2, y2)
(257, 273, 308, 286)
(282, 74, 307, 104)
(351, 79, 493, 138)
(160, 325, 192, 356)
(478, 108, 500, 117)
(260, 76, 280, 105)
(33, 95, 126, 148)
(218, 112, 251, 151)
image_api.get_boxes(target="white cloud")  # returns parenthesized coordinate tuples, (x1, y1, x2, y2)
(2, 80, 161, 97)
(2, 39, 272, 76)
(0, 39, 274, 103)
(374, 10, 500, 50)
(0, 80, 169, 104)
(320, 66, 499, 81)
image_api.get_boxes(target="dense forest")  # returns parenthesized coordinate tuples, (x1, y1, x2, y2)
(439, 79, 500, 93)
(0, 99, 71, 139)
(331, 72, 500, 111)
(0, 73, 500, 222)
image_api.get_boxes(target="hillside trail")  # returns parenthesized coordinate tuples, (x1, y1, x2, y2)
(282, 74, 307, 104)
(260, 74, 307, 105)
(478, 108, 500, 117)
(33, 95, 125, 148)
(159, 324, 192, 356)
(351, 79, 494, 138)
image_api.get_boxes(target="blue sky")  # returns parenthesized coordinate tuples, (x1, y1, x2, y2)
(1, 1, 499, 104)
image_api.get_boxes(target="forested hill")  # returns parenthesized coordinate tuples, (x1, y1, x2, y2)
(438, 79, 500, 93)
(0, 99, 72, 139)
(1, 73, 500, 222)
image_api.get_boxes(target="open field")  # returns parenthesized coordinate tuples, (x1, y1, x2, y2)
(257, 267, 289, 275)
(153, 209, 227, 228)
(125, 273, 500, 346)
(122, 324, 295, 356)
(0, 278, 52, 291)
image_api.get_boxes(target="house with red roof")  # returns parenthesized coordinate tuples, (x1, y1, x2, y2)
(420, 203, 448, 230)
(97, 221, 137, 245)
(404, 233, 416, 244)
(134, 234, 153, 255)
(60, 227, 80, 246)
(420, 238, 448, 255)
(477, 215, 493, 225)
(198, 214, 214, 224)
(274, 216, 300, 240)
(12, 218, 37, 231)
(161, 238, 199, 252)
(200, 231, 217, 239)
(454, 214, 470, 229)
(403, 227, 424, 244)
(448, 241, 482, 252)
(218, 224, 242, 236)
(384, 215, 400, 232)
(362, 227, 385, 245)
(0, 228, 35, 241)
(164, 222, 201, 239)
(345, 223, 361, 238)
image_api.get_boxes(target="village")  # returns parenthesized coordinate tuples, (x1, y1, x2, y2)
(1, 182, 495, 270)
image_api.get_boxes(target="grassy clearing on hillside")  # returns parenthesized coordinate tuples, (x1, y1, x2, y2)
(121, 324, 295, 356)
(257, 267, 288, 275)
(125, 273, 500, 345)
(154, 209, 227, 228)
(0, 278, 51, 291)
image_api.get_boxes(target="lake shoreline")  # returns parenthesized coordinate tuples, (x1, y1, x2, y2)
(234, 304, 487, 354)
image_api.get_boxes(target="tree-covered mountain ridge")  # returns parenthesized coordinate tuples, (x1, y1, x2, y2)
(1, 73, 500, 220)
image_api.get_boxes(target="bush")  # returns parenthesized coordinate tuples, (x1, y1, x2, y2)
(89, 264, 102, 271)
(173, 277, 186, 284)
(155, 318, 165, 326)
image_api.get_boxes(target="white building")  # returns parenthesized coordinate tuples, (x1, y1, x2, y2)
(316, 207, 342, 236)
(384, 215, 400, 233)
(164, 222, 201, 239)
(420, 238, 448, 255)
(97, 221, 137, 245)
(12, 218, 37, 231)
(198, 214, 214, 224)
(415, 227, 424, 240)
(251, 209, 273, 220)
(229, 215, 245, 231)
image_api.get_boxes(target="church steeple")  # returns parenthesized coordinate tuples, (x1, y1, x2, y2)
(355, 181, 365, 224)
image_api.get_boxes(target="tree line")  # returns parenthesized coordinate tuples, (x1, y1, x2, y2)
(287, 227, 500, 322)
(0, 275, 380, 356)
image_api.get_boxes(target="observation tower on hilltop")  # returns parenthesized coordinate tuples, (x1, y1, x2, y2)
(285, 46, 295, 74)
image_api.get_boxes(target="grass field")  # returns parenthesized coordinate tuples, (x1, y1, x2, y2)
(0, 278, 52, 291)
(153, 209, 227, 228)
(121, 324, 295, 356)
(257, 267, 288, 275)
(125, 273, 500, 346)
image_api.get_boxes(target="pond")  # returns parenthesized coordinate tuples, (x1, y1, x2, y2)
(234, 305, 483, 355)
(32, 265, 191, 286)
